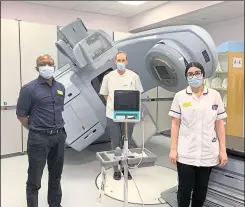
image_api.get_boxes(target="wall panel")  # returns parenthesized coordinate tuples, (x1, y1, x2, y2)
(114, 32, 132, 41)
(19, 21, 58, 85)
(1, 110, 22, 155)
(18, 21, 58, 152)
(1, 18, 22, 155)
(1, 18, 21, 106)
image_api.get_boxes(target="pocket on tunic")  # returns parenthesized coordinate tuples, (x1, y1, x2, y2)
(211, 134, 219, 156)
(177, 136, 189, 155)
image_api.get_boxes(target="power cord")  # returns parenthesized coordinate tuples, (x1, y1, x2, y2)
(127, 107, 147, 206)
(128, 107, 146, 169)
(131, 174, 145, 206)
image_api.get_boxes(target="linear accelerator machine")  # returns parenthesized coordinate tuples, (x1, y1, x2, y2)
(54, 19, 244, 207)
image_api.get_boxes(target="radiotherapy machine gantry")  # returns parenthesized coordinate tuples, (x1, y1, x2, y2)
(54, 19, 244, 207)
(54, 18, 217, 152)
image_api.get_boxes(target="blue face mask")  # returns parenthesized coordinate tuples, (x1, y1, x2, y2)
(117, 63, 126, 71)
(187, 76, 203, 88)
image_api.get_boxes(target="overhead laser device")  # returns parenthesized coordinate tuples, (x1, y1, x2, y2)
(113, 90, 141, 122)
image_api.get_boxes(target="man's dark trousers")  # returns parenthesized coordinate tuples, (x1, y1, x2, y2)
(26, 128, 67, 207)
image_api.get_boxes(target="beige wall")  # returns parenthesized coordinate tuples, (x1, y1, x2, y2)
(1, 18, 58, 155)
(1, 19, 22, 155)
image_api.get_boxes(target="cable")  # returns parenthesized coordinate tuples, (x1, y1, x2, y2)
(131, 175, 145, 206)
(126, 106, 147, 206)
(128, 106, 146, 169)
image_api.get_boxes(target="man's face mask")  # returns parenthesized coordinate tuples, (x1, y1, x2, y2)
(116, 63, 126, 71)
(187, 70, 203, 88)
(115, 53, 127, 71)
(39, 65, 55, 79)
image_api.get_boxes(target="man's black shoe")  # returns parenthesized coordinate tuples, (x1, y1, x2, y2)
(113, 171, 121, 180)
(121, 169, 132, 180)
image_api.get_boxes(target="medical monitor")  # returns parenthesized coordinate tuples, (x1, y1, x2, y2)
(113, 90, 141, 123)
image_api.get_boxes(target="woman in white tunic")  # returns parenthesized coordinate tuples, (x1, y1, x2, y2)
(168, 62, 228, 207)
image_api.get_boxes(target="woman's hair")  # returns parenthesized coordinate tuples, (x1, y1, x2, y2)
(185, 62, 205, 78)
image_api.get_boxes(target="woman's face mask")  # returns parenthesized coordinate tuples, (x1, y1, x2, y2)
(187, 70, 203, 88)
(39, 65, 55, 79)
(187, 76, 203, 87)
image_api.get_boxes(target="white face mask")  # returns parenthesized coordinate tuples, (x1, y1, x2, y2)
(39, 65, 55, 79)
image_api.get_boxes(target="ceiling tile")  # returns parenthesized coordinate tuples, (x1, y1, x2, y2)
(96, 9, 122, 16)
(23, 1, 80, 9)
(117, 8, 150, 17)
(175, 3, 244, 25)
(22, 1, 169, 17)
(96, 1, 132, 11)
(132, 1, 243, 32)
(137, 1, 168, 10)
(71, 2, 102, 13)
(72, 1, 162, 13)
(221, 1, 244, 7)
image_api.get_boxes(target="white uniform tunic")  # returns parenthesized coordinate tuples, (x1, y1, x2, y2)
(100, 69, 144, 119)
(168, 86, 227, 167)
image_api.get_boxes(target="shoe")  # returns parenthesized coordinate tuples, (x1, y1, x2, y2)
(113, 171, 121, 180)
(121, 169, 132, 180)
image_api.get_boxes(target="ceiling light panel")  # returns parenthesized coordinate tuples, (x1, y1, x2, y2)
(118, 1, 146, 6)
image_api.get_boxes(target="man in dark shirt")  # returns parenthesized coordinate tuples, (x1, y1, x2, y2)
(16, 54, 66, 207)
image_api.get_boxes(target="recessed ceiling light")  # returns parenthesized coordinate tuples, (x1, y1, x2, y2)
(118, 1, 146, 5)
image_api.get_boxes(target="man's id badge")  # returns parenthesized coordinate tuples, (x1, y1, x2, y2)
(57, 90, 63, 95)
(212, 104, 218, 110)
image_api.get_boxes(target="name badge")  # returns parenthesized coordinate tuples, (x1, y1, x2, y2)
(212, 104, 218, 110)
(57, 90, 63, 95)
(182, 102, 192, 107)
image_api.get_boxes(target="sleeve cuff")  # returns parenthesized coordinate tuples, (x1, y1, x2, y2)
(16, 110, 29, 117)
(168, 110, 181, 119)
(99, 92, 108, 96)
(216, 111, 227, 120)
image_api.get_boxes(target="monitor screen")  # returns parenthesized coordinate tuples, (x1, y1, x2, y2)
(114, 90, 140, 111)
